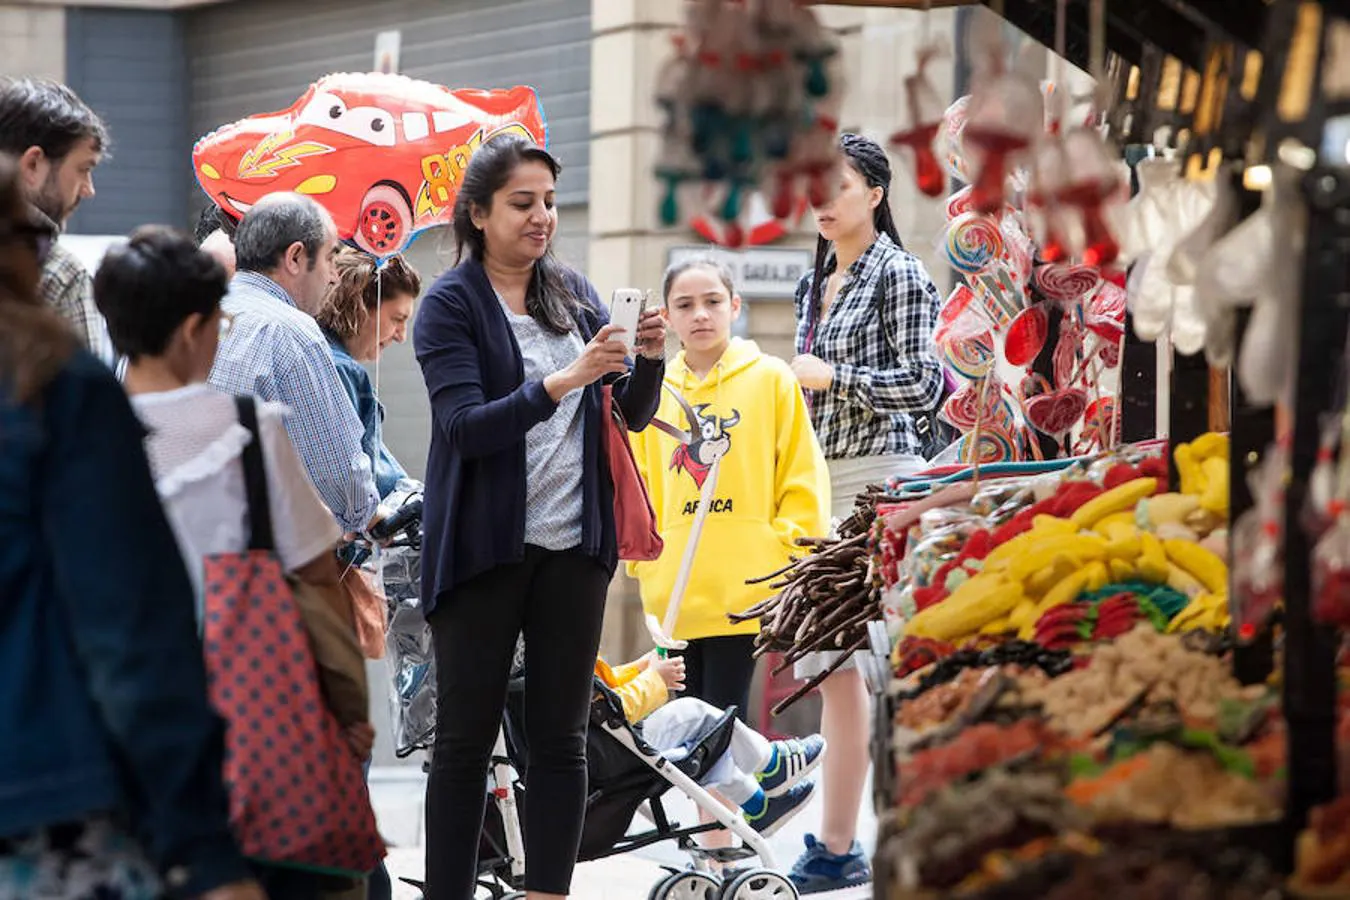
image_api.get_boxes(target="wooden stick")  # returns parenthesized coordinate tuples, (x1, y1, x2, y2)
(771, 636, 871, 716)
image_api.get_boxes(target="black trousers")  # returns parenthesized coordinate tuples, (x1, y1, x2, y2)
(675, 634, 757, 723)
(425, 546, 609, 899)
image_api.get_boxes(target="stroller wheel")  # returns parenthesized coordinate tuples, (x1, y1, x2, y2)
(718, 869, 798, 900)
(650, 869, 721, 900)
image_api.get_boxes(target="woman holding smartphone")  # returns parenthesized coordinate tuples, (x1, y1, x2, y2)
(414, 133, 666, 900)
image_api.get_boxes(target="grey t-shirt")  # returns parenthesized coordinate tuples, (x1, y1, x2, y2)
(501, 300, 586, 550)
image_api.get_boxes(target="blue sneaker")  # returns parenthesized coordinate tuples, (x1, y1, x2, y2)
(743, 781, 814, 837)
(789, 833, 872, 894)
(756, 735, 826, 798)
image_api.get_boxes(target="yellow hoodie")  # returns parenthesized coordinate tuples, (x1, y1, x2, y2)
(628, 338, 830, 641)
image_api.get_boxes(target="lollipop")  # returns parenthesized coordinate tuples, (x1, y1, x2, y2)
(935, 283, 991, 344)
(1034, 261, 1101, 303)
(960, 427, 1017, 463)
(937, 95, 970, 182)
(1004, 304, 1049, 367)
(942, 331, 995, 380)
(1024, 387, 1088, 443)
(946, 185, 976, 220)
(940, 378, 1004, 428)
(945, 212, 1004, 275)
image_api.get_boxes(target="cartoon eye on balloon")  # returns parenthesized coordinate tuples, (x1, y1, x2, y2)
(193, 72, 548, 259)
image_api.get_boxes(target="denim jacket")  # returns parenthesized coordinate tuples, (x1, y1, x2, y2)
(323, 329, 408, 499)
(0, 351, 248, 896)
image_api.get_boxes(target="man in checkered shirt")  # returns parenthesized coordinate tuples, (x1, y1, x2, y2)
(209, 193, 383, 536)
(0, 78, 111, 363)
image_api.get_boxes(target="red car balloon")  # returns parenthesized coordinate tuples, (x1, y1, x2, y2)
(192, 72, 547, 258)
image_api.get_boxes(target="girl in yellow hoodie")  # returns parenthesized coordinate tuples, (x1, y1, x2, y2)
(629, 257, 830, 723)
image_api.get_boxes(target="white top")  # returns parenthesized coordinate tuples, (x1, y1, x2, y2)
(500, 300, 586, 551)
(130, 383, 342, 613)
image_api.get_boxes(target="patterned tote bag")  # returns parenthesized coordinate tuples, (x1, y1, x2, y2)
(200, 396, 384, 877)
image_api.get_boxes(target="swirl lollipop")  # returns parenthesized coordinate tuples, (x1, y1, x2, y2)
(960, 427, 1017, 464)
(1034, 262, 1101, 303)
(940, 377, 1004, 429)
(942, 331, 995, 380)
(945, 212, 1004, 275)
(946, 185, 976, 220)
(937, 95, 970, 182)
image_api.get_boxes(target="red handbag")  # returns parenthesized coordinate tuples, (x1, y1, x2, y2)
(603, 383, 664, 561)
(201, 397, 384, 877)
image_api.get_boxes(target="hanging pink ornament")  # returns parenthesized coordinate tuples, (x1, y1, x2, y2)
(963, 73, 1042, 214)
(1057, 128, 1124, 267)
(1034, 262, 1101, 304)
(1004, 304, 1049, 367)
(889, 42, 948, 198)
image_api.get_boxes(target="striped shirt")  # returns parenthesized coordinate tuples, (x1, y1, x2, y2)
(794, 232, 943, 460)
(208, 271, 379, 534)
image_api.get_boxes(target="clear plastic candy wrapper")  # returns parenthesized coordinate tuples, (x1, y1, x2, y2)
(379, 483, 436, 758)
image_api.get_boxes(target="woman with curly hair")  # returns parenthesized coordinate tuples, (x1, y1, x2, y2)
(317, 248, 422, 499)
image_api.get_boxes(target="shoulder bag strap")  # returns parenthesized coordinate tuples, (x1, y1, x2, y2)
(234, 395, 277, 553)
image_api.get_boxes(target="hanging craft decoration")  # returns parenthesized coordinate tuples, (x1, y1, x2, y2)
(653, 0, 843, 247)
(192, 73, 547, 259)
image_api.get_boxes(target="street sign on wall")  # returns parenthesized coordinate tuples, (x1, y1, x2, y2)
(665, 245, 813, 299)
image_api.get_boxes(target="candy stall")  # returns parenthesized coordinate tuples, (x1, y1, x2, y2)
(649, 0, 1350, 895)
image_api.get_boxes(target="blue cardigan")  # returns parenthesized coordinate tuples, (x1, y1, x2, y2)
(413, 258, 663, 614)
(0, 351, 246, 895)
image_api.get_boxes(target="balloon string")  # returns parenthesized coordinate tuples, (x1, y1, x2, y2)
(372, 265, 384, 584)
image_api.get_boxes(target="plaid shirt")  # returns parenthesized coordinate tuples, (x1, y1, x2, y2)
(33, 207, 111, 363)
(794, 233, 943, 459)
(209, 271, 379, 533)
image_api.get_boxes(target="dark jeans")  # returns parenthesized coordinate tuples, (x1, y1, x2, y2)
(676, 634, 757, 723)
(425, 546, 609, 899)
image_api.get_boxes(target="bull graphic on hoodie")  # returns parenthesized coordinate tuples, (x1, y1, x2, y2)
(670, 403, 740, 489)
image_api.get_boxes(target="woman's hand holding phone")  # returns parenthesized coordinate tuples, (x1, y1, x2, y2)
(635, 309, 667, 361)
(544, 324, 629, 401)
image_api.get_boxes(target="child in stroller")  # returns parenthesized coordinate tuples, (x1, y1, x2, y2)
(463, 652, 824, 900)
(595, 652, 824, 837)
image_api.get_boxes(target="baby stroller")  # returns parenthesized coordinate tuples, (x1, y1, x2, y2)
(375, 481, 437, 759)
(465, 669, 800, 900)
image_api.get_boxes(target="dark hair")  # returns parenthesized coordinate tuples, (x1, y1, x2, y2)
(661, 255, 735, 304)
(453, 133, 578, 335)
(317, 248, 422, 342)
(233, 193, 328, 274)
(0, 152, 73, 402)
(94, 225, 228, 361)
(194, 204, 237, 245)
(804, 133, 905, 343)
(0, 78, 107, 161)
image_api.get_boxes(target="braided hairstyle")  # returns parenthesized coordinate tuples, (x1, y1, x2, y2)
(804, 133, 904, 349)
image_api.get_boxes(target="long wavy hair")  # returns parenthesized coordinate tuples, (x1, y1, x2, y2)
(452, 133, 579, 335)
(0, 153, 73, 403)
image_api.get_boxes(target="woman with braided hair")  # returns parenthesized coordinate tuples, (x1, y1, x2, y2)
(788, 133, 944, 893)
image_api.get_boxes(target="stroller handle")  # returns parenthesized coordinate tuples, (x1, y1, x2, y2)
(369, 497, 423, 542)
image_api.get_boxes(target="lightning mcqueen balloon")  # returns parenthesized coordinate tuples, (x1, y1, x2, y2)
(192, 72, 547, 258)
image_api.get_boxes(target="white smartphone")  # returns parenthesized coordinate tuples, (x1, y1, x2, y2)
(607, 288, 646, 356)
